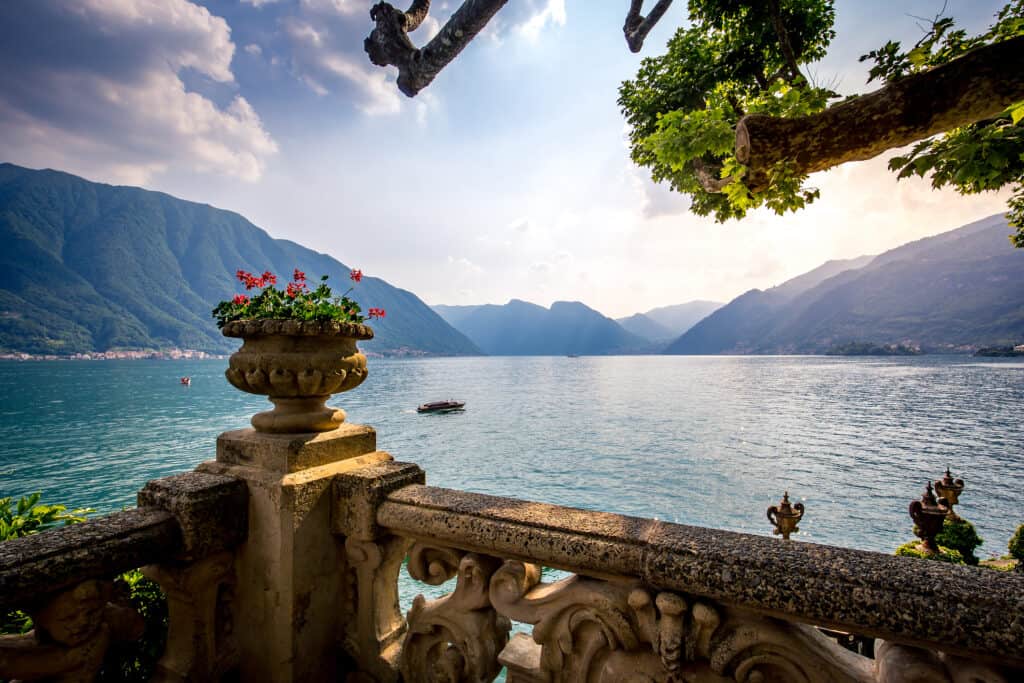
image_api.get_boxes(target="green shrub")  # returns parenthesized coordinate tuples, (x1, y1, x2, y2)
(1, 493, 169, 683)
(0, 492, 92, 541)
(895, 540, 966, 564)
(1, 493, 94, 637)
(935, 517, 983, 565)
(1009, 524, 1024, 568)
(97, 570, 169, 682)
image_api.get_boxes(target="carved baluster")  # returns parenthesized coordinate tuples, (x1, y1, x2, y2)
(142, 551, 236, 682)
(400, 548, 510, 683)
(0, 579, 143, 682)
(333, 462, 426, 682)
(345, 534, 412, 682)
(489, 561, 665, 682)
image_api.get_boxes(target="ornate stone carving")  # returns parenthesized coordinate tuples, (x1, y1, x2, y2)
(401, 552, 510, 683)
(875, 641, 1009, 683)
(933, 468, 965, 519)
(487, 561, 880, 683)
(490, 561, 654, 682)
(0, 579, 144, 682)
(345, 535, 412, 682)
(142, 551, 237, 682)
(909, 482, 950, 554)
(222, 319, 373, 433)
(407, 542, 466, 585)
(767, 491, 805, 540)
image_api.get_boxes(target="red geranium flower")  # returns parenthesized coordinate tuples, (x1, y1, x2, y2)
(350, 269, 363, 283)
(293, 269, 306, 282)
(232, 294, 249, 305)
(368, 307, 386, 319)
(262, 271, 277, 285)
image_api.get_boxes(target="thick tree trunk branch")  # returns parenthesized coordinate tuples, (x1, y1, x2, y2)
(624, 0, 674, 53)
(736, 35, 1024, 193)
(365, 0, 507, 97)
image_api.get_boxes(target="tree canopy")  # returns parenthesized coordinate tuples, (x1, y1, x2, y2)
(617, 0, 1024, 245)
(362, 0, 1024, 245)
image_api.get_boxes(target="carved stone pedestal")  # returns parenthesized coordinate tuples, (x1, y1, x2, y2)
(198, 424, 391, 683)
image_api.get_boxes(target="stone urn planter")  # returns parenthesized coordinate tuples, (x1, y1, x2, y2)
(222, 319, 374, 433)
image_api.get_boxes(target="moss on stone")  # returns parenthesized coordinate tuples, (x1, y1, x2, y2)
(895, 540, 966, 564)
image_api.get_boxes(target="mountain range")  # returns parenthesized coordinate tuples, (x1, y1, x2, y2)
(433, 300, 651, 355)
(667, 214, 1024, 354)
(0, 163, 480, 356)
(3, 163, 1021, 358)
(616, 301, 723, 342)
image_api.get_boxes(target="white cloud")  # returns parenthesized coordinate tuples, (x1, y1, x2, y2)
(0, 0, 276, 184)
(244, 43, 263, 56)
(518, 0, 567, 41)
(282, 16, 403, 115)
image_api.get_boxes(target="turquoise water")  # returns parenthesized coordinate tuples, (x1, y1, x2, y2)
(2, 355, 1023, 556)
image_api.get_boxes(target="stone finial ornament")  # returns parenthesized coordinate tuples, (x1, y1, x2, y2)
(767, 491, 805, 540)
(909, 482, 950, 554)
(934, 467, 965, 519)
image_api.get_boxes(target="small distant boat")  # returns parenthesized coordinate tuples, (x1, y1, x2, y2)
(567, 354, 580, 358)
(180, 377, 192, 386)
(417, 400, 465, 414)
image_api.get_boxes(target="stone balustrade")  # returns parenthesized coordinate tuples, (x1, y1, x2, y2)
(3, 423, 1023, 682)
(0, 472, 247, 682)
(334, 460, 1024, 682)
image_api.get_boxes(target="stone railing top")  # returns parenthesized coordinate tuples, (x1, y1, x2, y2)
(221, 319, 374, 340)
(375, 478, 1024, 665)
(0, 507, 178, 611)
(0, 472, 248, 611)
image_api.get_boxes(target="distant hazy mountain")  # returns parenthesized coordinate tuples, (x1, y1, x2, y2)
(619, 301, 724, 341)
(433, 300, 649, 355)
(666, 215, 1024, 354)
(615, 313, 675, 342)
(0, 163, 480, 356)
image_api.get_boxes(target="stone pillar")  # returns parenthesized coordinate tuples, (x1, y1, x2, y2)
(197, 423, 392, 683)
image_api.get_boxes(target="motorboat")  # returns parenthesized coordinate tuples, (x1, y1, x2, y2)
(417, 400, 465, 414)
(180, 377, 192, 386)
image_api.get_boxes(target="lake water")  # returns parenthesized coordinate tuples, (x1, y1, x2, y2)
(2, 355, 1023, 557)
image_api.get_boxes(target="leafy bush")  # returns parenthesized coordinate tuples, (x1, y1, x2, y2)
(1009, 524, 1024, 568)
(97, 570, 169, 682)
(1, 493, 169, 682)
(935, 517, 984, 565)
(895, 540, 966, 564)
(0, 492, 92, 541)
(1, 493, 94, 635)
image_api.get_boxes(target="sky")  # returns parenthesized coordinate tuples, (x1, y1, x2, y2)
(0, 0, 1014, 318)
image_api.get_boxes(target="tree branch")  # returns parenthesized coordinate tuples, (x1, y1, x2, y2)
(693, 158, 732, 193)
(365, 0, 507, 97)
(765, 0, 802, 82)
(624, 0, 674, 53)
(735, 34, 1024, 193)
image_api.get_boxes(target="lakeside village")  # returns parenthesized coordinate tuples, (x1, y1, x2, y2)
(0, 348, 225, 362)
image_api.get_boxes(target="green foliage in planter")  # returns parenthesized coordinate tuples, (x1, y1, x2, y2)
(935, 517, 984, 565)
(1009, 524, 1024, 566)
(895, 540, 966, 564)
